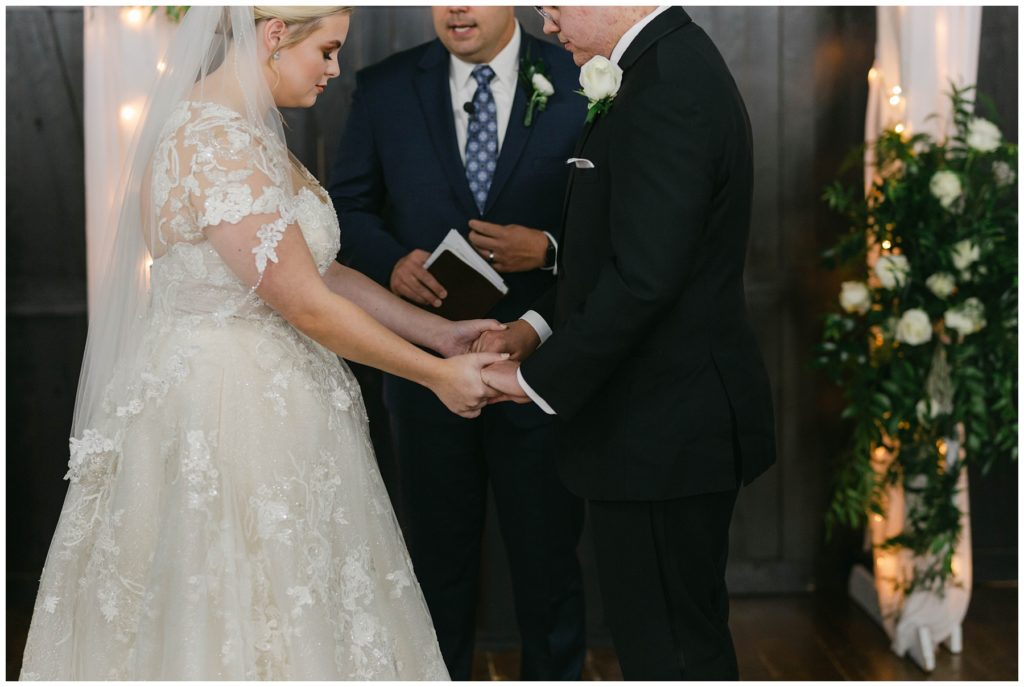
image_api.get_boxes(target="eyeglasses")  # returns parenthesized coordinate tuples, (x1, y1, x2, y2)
(534, 6, 558, 27)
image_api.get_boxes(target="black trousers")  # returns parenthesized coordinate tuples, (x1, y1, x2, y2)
(589, 488, 740, 681)
(388, 386, 586, 681)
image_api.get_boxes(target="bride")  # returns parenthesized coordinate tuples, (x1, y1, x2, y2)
(20, 6, 507, 680)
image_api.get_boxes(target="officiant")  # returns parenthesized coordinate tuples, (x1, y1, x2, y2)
(328, 6, 587, 681)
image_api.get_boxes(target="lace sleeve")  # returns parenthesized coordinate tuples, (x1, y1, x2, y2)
(180, 104, 297, 282)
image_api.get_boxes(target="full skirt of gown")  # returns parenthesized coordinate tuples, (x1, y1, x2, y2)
(19, 308, 450, 680)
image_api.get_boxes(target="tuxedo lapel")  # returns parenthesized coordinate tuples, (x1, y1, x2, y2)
(415, 40, 477, 216)
(618, 7, 692, 72)
(484, 30, 536, 214)
(559, 9, 693, 241)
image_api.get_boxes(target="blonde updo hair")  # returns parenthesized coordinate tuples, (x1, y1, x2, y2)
(253, 6, 353, 53)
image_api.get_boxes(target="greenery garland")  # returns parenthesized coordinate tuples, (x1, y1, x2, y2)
(817, 85, 1017, 596)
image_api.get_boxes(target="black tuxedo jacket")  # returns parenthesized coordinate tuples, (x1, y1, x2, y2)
(521, 8, 776, 500)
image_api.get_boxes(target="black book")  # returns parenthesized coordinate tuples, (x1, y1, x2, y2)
(423, 229, 509, 321)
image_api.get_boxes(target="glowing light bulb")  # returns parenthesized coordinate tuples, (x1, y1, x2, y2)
(881, 240, 892, 250)
(894, 123, 905, 134)
(891, 85, 902, 96)
(123, 7, 145, 26)
(157, 60, 167, 74)
(120, 104, 138, 124)
(889, 95, 901, 106)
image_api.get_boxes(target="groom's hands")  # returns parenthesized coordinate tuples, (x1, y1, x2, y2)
(471, 319, 540, 360)
(468, 220, 550, 273)
(481, 360, 531, 404)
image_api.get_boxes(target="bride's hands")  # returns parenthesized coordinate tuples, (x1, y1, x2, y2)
(434, 319, 507, 358)
(429, 351, 511, 418)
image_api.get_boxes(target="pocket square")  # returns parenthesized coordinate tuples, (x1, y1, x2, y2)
(566, 157, 595, 169)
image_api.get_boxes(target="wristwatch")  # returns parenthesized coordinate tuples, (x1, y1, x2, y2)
(542, 232, 557, 271)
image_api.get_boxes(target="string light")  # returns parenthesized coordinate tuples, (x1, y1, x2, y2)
(894, 123, 905, 134)
(891, 86, 903, 96)
(156, 60, 167, 74)
(881, 240, 892, 250)
(889, 94, 901, 106)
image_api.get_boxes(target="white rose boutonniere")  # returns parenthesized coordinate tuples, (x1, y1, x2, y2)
(577, 56, 622, 124)
(966, 117, 1002, 153)
(518, 52, 554, 127)
(839, 281, 871, 315)
(873, 254, 910, 290)
(895, 309, 933, 346)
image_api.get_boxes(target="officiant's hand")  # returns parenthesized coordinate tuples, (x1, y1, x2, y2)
(435, 319, 507, 358)
(471, 319, 540, 360)
(481, 360, 531, 404)
(391, 249, 447, 307)
(468, 220, 549, 273)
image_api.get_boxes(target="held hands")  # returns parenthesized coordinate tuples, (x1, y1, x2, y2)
(481, 360, 530, 404)
(468, 220, 549, 273)
(431, 352, 511, 418)
(470, 319, 541, 360)
(435, 319, 507, 358)
(391, 249, 447, 307)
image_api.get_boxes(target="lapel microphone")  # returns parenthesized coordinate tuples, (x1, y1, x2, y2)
(463, 101, 476, 116)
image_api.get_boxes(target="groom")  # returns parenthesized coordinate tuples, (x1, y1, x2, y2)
(480, 6, 777, 680)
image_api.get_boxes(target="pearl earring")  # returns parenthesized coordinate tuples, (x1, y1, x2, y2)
(272, 51, 281, 60)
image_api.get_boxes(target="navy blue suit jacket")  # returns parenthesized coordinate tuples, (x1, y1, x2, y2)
(329, 28, 586, 328)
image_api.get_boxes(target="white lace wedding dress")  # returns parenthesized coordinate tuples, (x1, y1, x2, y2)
(20, 101, 449, 680)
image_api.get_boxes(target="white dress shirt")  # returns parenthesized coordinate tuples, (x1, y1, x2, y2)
(516, 6, 670, 415)
(449, 22, 522, 163)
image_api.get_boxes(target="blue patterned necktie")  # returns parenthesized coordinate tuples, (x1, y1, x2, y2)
(465, 64, 498, 214)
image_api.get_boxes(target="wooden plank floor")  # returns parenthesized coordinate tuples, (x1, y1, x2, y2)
(7, 585, 1016, 680)
(469, 585, 1017, 681)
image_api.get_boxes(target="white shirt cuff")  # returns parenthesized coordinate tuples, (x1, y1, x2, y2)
(517, 367, 556, 415)
(542, 231, 558, 275)
(519, 311, 552, 344)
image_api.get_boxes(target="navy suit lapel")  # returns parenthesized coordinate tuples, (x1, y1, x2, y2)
(483, 30, 536, 214)
(415, 40, 478, 216)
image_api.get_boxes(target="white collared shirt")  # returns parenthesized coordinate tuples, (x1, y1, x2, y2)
(610, 6, 671, 66)
(449, 22, 522, 162)
(516, 7, 671, 415)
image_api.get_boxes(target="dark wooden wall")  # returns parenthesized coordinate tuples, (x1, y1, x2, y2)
(7, 5, 1017, 654)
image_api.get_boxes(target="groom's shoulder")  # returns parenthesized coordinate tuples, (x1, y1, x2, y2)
(647, 22, 734, 95)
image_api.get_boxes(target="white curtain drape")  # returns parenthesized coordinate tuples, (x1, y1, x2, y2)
(83, 7, 175, 314)
(865, 6, 982, 188)
(861, 5, 981, 671)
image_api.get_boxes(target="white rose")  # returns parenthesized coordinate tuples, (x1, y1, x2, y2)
(929, 170, 962, 209)
(966, 118, 1001, 153)
(944, 297, 986, 337)
(950, 239, 980, 271)
(925, 272, 956, 299)
(916, 398, 944, 422)
(993, 160, 1016, 187)
(895, 309, 932, 346)
(839, 281, 871, 315)
(874, 254, 910, 290)
(531, 73, 554, 97)
(579, 56, 622, 102)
